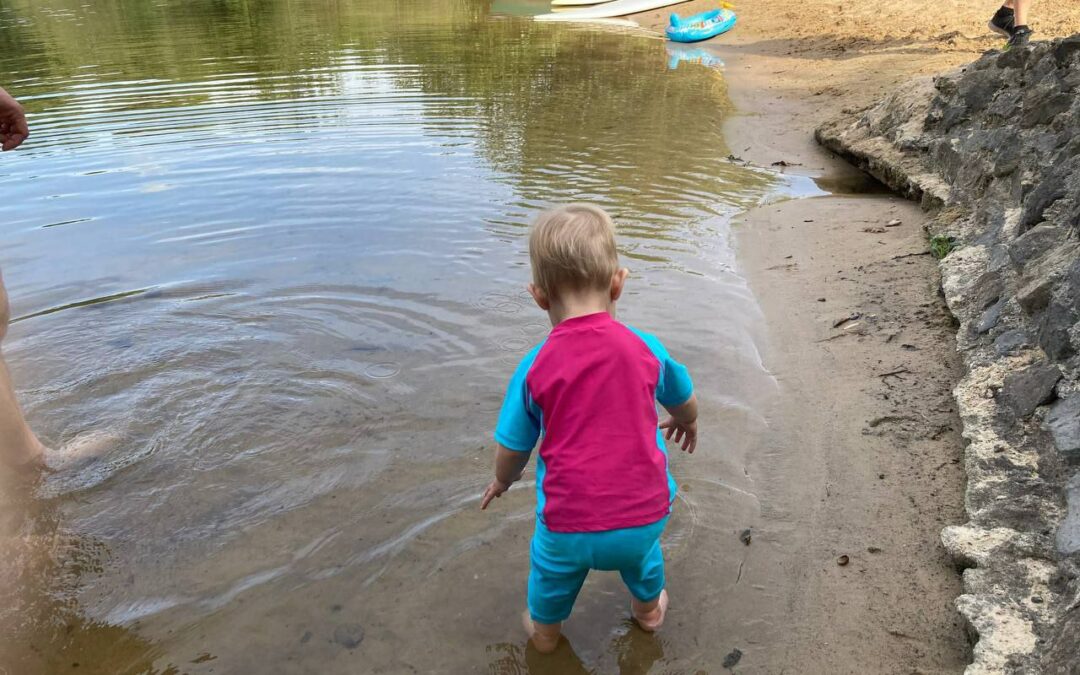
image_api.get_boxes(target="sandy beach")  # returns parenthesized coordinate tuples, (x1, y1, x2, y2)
(629, 1, 1080, 670)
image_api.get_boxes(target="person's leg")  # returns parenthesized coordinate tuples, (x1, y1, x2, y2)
(1014, 0, 1030, 27)
(1007, 0, 1034, 49)
(989, 1, 1016, 37)
(603, 515, 670, 631)
(0, 271, 45, 472)
(620, 534, 669, 631)
(526, 526, 587, 653)
(521, 611, 564, 653)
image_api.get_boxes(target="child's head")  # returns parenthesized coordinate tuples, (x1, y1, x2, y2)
(527, 204, 627, 312)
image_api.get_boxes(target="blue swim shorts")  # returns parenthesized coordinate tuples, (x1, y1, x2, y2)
(528, 516, 669, 624)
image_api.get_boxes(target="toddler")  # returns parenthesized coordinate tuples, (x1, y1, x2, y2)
(480, 204, 699, 653)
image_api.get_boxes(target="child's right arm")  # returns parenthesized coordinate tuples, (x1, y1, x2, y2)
(660, 393, 698, 453)
(480, 444, 531, 510)
(483, 347, 542, 510)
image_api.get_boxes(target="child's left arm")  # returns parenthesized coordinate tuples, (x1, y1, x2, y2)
(480, 444, 531, 509)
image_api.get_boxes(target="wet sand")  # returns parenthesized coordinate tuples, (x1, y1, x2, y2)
(718, 83, 972, 672)
(625, 1, 1080, 670)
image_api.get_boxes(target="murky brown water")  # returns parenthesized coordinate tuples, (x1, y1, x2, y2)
(0, 0, 817, 672)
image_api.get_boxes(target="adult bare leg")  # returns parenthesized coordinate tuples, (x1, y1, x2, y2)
(0, 270, 46, 472)
(1014, 0, 1031, 26)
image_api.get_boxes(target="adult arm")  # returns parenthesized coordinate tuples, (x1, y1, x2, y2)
(0, 87, 29, 151)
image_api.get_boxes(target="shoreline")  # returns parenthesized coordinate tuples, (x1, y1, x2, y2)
(618, 4, 1080, 669)
(618, 4, 999, 669)
(719, 57, 973, 670)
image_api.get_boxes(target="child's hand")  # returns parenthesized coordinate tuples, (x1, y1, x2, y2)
(660, 417, 697, 453)
(480, 478, 513, 510)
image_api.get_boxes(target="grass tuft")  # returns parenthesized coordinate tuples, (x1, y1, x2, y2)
(929, 235, 955, 259)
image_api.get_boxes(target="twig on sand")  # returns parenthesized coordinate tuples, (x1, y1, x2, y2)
(890, 251, 932, 261)
(878, 368, 910, 378)
(815, 332, 854, 343)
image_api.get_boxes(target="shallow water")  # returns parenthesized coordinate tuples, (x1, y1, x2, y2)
(1, 0, 795, 671)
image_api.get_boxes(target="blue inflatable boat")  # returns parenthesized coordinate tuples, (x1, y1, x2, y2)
(665, 8, 736, 43)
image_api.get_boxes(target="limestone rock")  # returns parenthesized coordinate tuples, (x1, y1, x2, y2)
(818, 36, 1080, 673)
(999, 362, 1062, 419)
(1044, 396, 1080, 459)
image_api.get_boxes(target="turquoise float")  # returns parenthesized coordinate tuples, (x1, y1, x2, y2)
(665, 8, 736, 43)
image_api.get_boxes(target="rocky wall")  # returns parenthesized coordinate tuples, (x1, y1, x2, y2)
(816, 37, 1080, 674)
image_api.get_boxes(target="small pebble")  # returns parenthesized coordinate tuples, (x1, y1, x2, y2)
(722, 648, 743, 669)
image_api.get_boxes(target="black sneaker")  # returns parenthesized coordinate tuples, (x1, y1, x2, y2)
(1005, 25, 1033, 50)
(988, 6, 1015, 37)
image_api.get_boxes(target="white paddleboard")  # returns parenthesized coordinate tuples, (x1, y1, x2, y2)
(546, 17, 646, 29)
(536, 0, 687, 20)
(551, 0, 609, 6)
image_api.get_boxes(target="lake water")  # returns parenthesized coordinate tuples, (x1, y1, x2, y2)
(0, 0, 807, 671)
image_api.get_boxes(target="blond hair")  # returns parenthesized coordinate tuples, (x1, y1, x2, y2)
(529, 204, 619, 299)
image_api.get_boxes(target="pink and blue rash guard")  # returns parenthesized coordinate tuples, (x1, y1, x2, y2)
(495, 311, 693, 533)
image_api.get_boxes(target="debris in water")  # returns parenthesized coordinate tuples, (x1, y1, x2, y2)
(771, 160, 802, 167)
(837, 554, 850, 566)
(739, 528, 752, 546)
(723, 648, 743, 669)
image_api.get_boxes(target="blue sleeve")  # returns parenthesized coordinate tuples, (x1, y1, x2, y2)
(494, 344, 543, 452)
(628, 327, 694, 408)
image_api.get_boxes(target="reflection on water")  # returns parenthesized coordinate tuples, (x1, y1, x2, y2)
(1, 0, 782, 671)
(666, 44, 726, 70)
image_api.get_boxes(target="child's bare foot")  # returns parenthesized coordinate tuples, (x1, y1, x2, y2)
(631, 589, 668, 632)
(521, 609, 561, 654)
